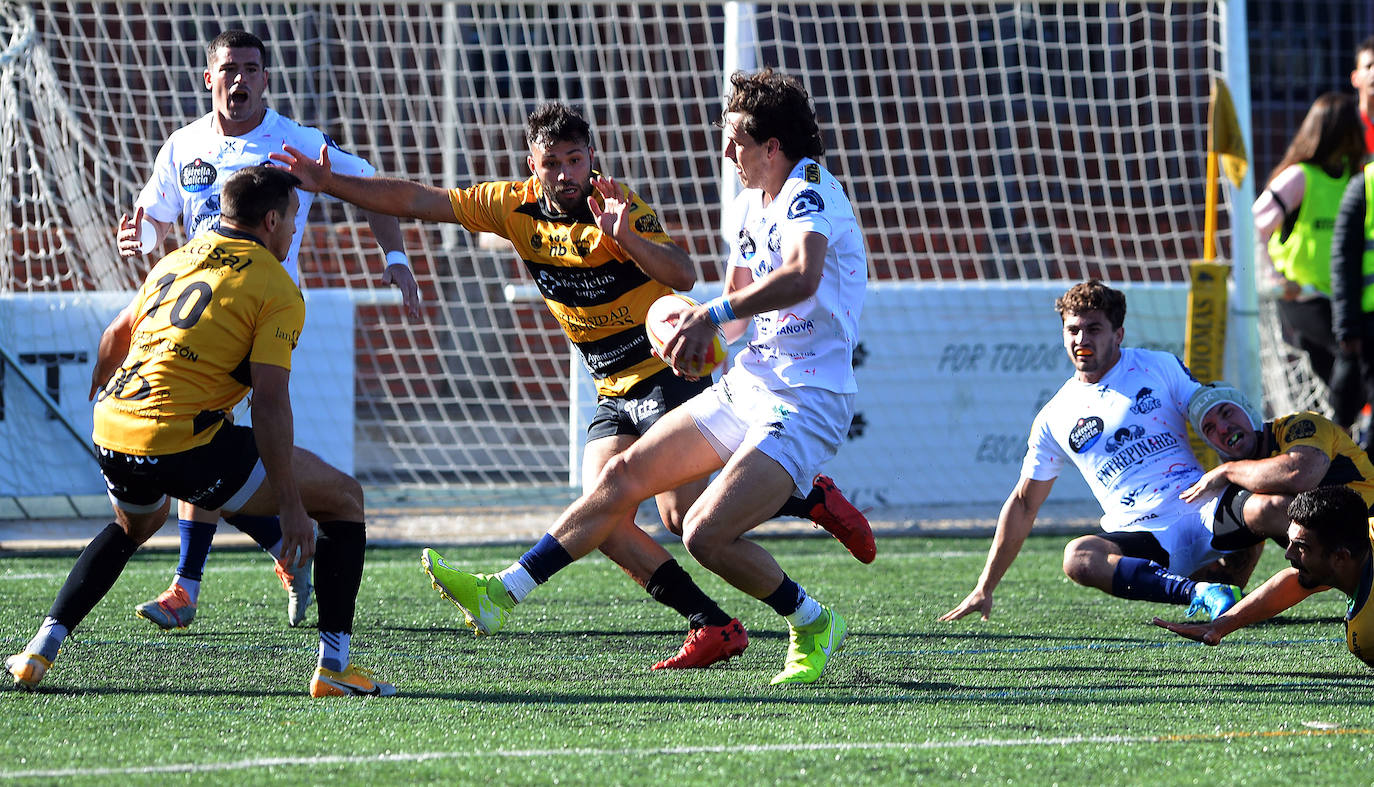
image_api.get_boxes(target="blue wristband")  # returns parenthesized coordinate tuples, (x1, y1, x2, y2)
(705, 296, 737, 326)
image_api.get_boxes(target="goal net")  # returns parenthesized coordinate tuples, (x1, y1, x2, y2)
(2, 1, 1249, 512)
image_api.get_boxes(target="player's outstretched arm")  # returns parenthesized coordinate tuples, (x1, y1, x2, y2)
(248, 362, 315, 571)
(1152, 566, 1323, 645)
(89, 305, 134, 400)
(271, 144, 456, 224)
(940, 476, 1054, 622)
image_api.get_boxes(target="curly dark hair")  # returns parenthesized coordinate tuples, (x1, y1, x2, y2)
(1054, 280, 1127, 330)
(1288, 486, 1372, 558)
(525, 102, 592, 150)
(720, 69, 824, 161)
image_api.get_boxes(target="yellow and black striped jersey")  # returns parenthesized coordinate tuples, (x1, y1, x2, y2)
(1345, 518, 1374, 666)
(447, 174, 677, 397)
(93, 228, 305, 456)
(1263, 412, 1374, 508)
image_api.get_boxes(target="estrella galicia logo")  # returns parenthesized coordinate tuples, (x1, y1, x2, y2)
(1105, 425, 1145, 454)
(180, 159, 216, 193)
(634, 213, 663, 234)
(738, 228, 756, 258)
(1068, 416, 1104, 453)
(1284, 417, 1317, 442)
(787, 189, 824, 219)
(1129, 387, 1161, 415)
(529, 233, 543, 251)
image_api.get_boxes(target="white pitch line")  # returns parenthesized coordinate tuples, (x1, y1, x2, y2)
(4, 729, 1371, 780)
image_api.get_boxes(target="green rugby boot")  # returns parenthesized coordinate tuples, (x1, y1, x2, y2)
(421, 548, 511, 636)
(770, 605, 847, 685)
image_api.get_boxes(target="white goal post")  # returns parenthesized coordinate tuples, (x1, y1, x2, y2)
(1, 0, 1256, 514)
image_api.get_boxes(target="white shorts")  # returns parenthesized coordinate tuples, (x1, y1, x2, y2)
(685, 365, 854, 496)
(1114, 496, 1228, 576)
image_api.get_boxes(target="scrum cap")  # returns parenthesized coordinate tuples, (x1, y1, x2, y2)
(1186, 382, 1262, 440)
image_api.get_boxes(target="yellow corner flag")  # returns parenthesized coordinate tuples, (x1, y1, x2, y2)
(1209, 78, 1248, 188)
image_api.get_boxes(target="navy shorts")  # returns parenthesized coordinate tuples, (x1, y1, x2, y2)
(97, 423, 264, 513)
(586, 368, 710, 442)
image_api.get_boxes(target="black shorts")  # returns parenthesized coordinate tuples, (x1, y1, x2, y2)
(586, 368, 710, 442)
(1098, 530, 1172, 568)
(96, 423, 263, 513)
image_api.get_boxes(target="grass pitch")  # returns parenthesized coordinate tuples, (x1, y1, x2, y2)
(2, 533, 1371, 785)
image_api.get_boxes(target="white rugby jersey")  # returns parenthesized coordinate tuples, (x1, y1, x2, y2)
(726, 158, 867, 393)
(135, 108, 375, 283)
(1021, 347, 1205, 532)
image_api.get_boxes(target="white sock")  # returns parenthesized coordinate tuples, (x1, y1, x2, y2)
(173, 575, 201, 604)
(786, 595, 824, 629)
(25, 617, 69, 662)
(318, 631, 350, 672)
(496, 563, 536, 604)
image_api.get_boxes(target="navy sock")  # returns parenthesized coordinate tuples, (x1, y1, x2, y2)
(1110, 557, 1197, 605)
(49, 523, 141, 628)
(223, 514, 282, 552)
(516, 533, 574, 584)
(645, 559, 732, 628)
(773, 491, 815, 519)
(175, 518, 216, 582)
(761, 574, 805, 616)
(314, 520, 365, 634)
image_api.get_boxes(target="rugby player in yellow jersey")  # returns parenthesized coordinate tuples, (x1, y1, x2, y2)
(1154, 485, 1374, 668)
(5, 167, 394, 697)
(272, 101, 872, 669)
(1178, 382, 1374, 544)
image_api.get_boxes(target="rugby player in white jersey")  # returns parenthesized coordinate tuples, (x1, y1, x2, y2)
(413, 69, 867, 685)
(941, 280, 1255, 623)
(112, 30, 419, 632)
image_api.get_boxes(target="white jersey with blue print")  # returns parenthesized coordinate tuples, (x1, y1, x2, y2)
(725, 157, 867, 394)
(135, 108, 375, 284)
(1021, 347, 1205, 532)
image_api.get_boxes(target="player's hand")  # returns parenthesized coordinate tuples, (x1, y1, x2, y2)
(1341, 338, 1363, 357)
(1151, 616, 1223, 646)
(1179, 464, 1229, 503)
(116, 206, 150, 258)
(276, 504, 316, 572)
(587, 175, 630, 240)
(270, 143, 332, 192)
(939, 589, 993, 621)
(384, 263, 421, 319)
(659, 303, 716, 380)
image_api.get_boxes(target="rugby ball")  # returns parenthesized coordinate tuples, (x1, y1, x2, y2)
(644, 294, 727, 378)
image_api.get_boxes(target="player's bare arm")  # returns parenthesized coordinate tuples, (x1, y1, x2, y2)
(88, 305, 134, 400)
(1182, 445, 1330, 503)
(587, 175, 695, 291)
(359, 209, 421, 319)
(115, 205, 172, 258)
(662, 232, 827, 370)
(246, 362, 314, 571)
(940, 476, 1055, 622)
(271, 144, 455, 223)
(1152, 566, 1325, 645)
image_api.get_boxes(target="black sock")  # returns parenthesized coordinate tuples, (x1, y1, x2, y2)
(774, 483, 822, 518)
(314, 520, 365, 634)
(49, 523, 140, 628)
(760, 574, 805, 616)
(646, 559, 732, 628)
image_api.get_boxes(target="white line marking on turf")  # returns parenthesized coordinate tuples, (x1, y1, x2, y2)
(4, 728, 1371, 779)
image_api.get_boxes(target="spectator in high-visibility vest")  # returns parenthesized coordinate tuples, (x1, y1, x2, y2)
(1254, 93, 1367, 428)
(1330, 125, 1374, 455)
